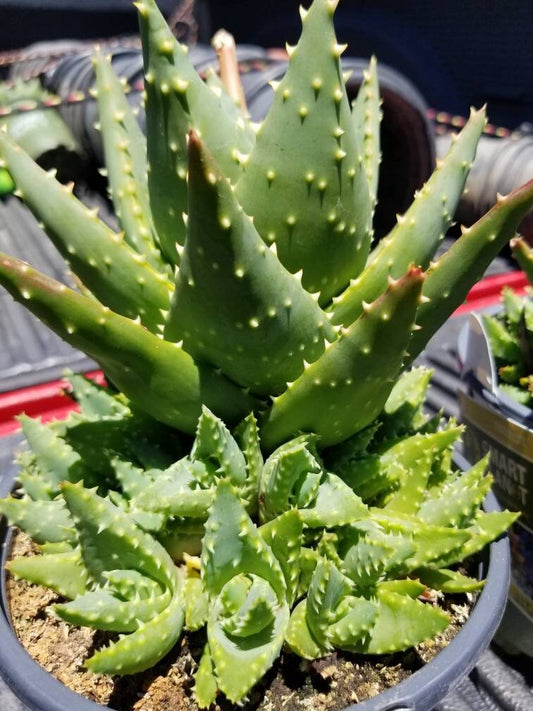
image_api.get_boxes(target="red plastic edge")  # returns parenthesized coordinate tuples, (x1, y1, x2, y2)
(453, 270, 529, 314)
(0, 371, 104, 438)
(0, 272, 529, 438)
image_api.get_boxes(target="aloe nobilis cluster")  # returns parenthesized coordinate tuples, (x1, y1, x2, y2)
(0, 373, 518, 704)
(480, 237, 533, 408)
(0, 0, 532, 705)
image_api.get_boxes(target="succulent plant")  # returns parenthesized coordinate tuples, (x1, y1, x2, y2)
(0, 373, 517, 704)
(0, 0, 531, 706)
(480, 237, 533, 407)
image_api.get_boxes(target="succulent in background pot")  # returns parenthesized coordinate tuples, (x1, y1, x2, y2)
(0, 0, 532, 707)
(479, 240, 533, 411)
(458, 244, 533, 657)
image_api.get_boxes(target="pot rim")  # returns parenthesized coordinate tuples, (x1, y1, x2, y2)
(0, 450, 510, 711)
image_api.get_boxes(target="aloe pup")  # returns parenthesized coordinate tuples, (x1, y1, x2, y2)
(0, 0, 531, 706)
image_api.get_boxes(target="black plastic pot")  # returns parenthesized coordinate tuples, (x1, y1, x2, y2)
(0, 447, 510, 711)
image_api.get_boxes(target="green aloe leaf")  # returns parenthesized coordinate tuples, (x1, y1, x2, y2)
(17, 415, 91, 493)
(418, 455, 492, 528)
(194, 644, 218, 709)
(166, 131, 335, 396)
(436, 510, 519, 568)
(259, 509, 303, 606)
(0, 129, 172, 334)
(351, 56, 381, 210)
(191, 406, 247, 487)
(234, 413, 263, 512)
(55, 584, 171, 632)
(86, 589, 185, 675)
(0, 253, 257, 434)
(299, 472, 368, 528)
(59, 483, 186, 674)
(261, 267, 424, 449)
(259, 435, 323, 523)
(7, 548, 88, 599)
(415, 567, 484, 593)
(0, 497, 74, 544)
(93, 52, 165, 271)
(65, 373, 130, 419)
(331, 108, 487, 327)
(512, 236, 533, 283)
(235, 0, 372, 303)
(184, 574, 209, 631)
(351, 587, 449, 654)
(483, 315, 523, 362)
(408, 178, 533, 362)
(137, 0, 254, 264)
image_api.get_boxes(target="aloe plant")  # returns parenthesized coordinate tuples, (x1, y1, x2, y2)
(0, 0, 531, 705)
(480, 237, 533, 407)
(0, 373, 517, 705)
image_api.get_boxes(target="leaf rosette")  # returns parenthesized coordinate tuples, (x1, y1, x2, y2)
(199, 481, 302, 704)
